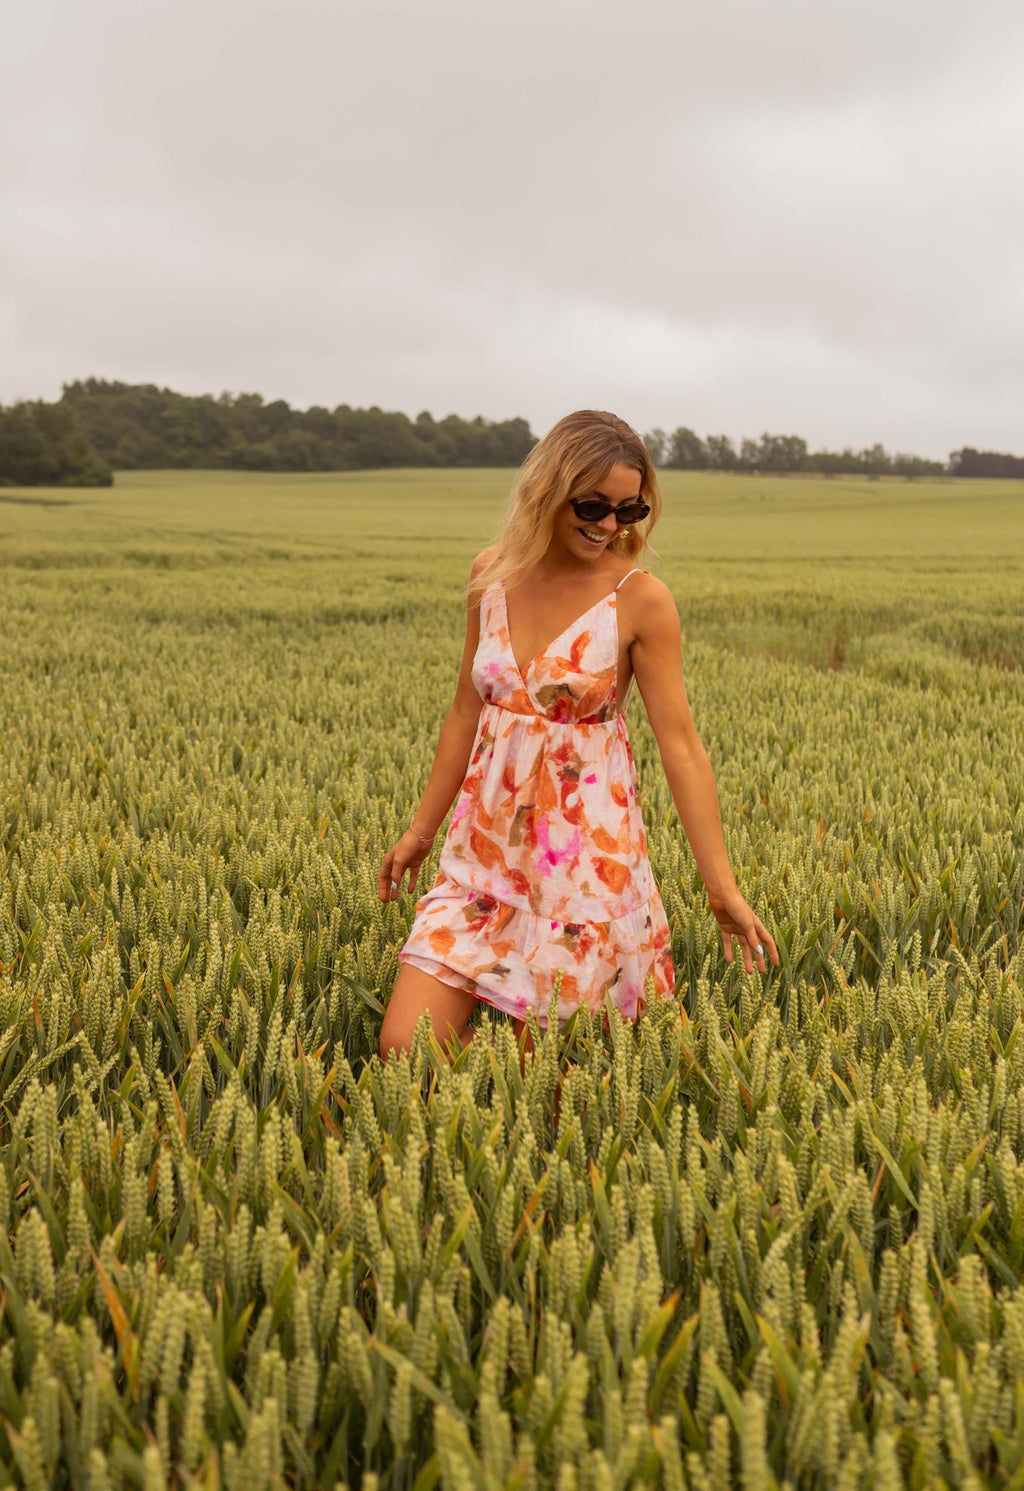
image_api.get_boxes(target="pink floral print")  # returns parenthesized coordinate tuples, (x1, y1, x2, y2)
(398, 573, 675, 1026)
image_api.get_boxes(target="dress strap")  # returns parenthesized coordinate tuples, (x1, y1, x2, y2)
(615, 568, 644, 590)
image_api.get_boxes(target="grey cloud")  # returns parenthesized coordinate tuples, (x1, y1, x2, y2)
(3, 0, 1023, 456)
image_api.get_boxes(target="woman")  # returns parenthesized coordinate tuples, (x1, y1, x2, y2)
(377, 410, 778, 1062)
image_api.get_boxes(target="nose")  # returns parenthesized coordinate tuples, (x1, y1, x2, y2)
(598, 510, 618, 533)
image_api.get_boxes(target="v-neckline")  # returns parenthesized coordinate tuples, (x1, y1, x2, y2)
(501, 581, 617, 683)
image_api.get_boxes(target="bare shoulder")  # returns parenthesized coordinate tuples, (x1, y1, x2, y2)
(466, 545, 498, 608)
(619, 570, 678, 645)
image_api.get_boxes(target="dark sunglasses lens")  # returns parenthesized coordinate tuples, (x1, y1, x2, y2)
(616, 503, 650, 524)
(572, 498, 650, 524)
(572, 500, 608, 522)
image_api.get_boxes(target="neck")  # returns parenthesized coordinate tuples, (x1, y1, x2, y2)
(534, 539, 619, 583)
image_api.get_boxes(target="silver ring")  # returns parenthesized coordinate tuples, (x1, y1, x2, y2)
(391, 881, 397, 891)
(756, 943, 763, 954)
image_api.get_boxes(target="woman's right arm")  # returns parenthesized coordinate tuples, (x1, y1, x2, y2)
(377, 551, 492, 903)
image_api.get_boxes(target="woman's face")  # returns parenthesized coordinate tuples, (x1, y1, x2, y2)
(551, 460, 643, 564)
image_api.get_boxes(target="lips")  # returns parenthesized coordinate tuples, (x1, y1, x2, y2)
(579, 528, 610, 548)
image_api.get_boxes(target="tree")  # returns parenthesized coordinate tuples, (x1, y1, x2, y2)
(0, 401, 112, 486)
(643, 428, 667, 466)
(858, 443, 890, 479)
(950, 447, 1024, 478)
(705, 434, 737, 471)
(892, 452, 944, 478)
(807, 447, 856, 475)
(666, 427, 707, 470)
(756, 434, 808, 473)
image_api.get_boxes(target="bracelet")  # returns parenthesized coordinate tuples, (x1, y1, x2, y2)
(410, 828, 434, 846)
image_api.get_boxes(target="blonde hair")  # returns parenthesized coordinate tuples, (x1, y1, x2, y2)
(469, 409, 661, 601)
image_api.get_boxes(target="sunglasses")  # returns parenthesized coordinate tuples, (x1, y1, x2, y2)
(569, 495, 651, 526)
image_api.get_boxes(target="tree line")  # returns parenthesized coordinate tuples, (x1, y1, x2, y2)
(641, 426, 951, 478)
(1, 379, 1022, 485)
(0, 381, 534, 486)
(58, 379, 535, 473)
(949, 447, 1024, 479)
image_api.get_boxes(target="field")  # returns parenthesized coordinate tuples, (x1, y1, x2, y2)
(1, 467, 1023, 1489)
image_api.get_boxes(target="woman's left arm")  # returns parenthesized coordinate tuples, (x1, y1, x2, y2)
(627, 576, 779, 975)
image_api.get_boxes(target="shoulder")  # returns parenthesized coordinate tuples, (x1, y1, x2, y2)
(466, 546, 499, 608)
(617, 571, 679, 644)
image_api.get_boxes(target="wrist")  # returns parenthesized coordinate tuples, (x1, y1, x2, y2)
(409, 821, 436, 845)
(705, 879, 738, 911)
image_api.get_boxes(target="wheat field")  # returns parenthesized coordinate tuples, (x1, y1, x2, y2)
(0, 469, 1022, 1489)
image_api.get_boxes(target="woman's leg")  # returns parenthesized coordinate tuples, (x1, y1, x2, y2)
(380, 963, 552, 1068)
(379, 972, 562, 1125)
(379, 963, 480, 1062)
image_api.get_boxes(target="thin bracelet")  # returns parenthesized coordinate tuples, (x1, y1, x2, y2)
(410, 828, 434, 846)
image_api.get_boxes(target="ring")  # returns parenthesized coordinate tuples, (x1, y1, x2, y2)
(391, 881, 397, 891)
(756, 944, 763, 954)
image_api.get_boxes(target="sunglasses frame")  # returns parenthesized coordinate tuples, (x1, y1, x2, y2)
(569, 496, 651, 526)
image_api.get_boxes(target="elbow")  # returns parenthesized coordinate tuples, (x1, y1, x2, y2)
(657, 732, 707, 773)
(450, 688, 484, 727)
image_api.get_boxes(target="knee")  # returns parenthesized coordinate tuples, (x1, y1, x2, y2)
(378, 1013, 411, 1063)
(379, 1002, 430, 1062)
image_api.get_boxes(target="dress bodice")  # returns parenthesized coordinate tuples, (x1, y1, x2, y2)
(471, 578, 633, 724)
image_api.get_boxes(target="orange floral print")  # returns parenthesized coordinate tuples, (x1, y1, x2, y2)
(399, 572, 676, 1026)
(428, 926, 456, 959)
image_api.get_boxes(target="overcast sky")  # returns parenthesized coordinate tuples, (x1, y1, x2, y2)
(3, 0, 1023, 458)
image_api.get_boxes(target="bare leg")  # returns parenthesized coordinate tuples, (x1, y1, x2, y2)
(379, 971, 564, 1128)
(379, 963, 480, 1063)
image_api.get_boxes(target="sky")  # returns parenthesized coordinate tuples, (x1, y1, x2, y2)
(3, 0, 1023, 459)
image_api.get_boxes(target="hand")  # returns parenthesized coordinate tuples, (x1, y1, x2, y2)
(708, 887, 779, 974)
(378, 830, 435, 903)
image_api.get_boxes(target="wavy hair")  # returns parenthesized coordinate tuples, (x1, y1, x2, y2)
(469, 410, 661, 601)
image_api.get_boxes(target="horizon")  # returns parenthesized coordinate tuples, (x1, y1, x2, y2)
(20, 376, 1021, 466)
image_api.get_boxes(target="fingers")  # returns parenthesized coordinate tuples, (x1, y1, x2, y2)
(743, 921, 760, 975)
(742, 919, 764, 975)
(390, 853, 410, 901)
(717, 909, 778, 974)
(755, 921, 780, 967)
(750, 922, 779, 973)
(378, 847, 411, 902)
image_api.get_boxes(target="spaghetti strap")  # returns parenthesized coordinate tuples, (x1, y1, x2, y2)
(615, 568, 643, 590)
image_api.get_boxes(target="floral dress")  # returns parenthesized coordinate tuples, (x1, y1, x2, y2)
(398, 569, 676, 1027)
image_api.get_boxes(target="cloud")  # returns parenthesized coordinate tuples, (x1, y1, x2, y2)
(2, 0, 1023, 456)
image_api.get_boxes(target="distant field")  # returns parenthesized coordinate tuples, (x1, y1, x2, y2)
(1, 468, 1023, 1486)
(3, 466, 1023, 666)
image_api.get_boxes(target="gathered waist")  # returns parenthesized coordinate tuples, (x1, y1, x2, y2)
(483, 699, 625, 730)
